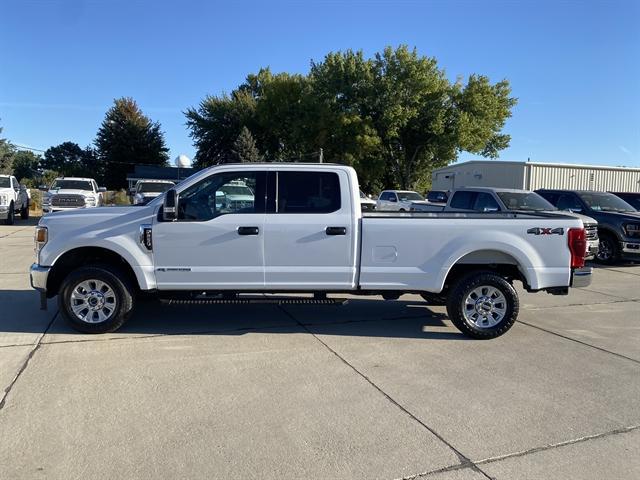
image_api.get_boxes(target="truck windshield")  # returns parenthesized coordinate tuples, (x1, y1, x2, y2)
(138, 182, 174, 193)
(497, 192, 556, 211)
(0, 177, 10, 188)
(398, 192, 424, 201)
(52, 180, 93, 191)
(578, 192, 637, 213)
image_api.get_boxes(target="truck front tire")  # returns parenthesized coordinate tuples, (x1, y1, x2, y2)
(595, 233, 619, 265)
(20, 201, 29, 220)
(446, 272, 519, 339)
(58, 265, 135, 333)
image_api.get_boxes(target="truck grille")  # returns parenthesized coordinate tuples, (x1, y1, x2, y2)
(584, 224, 598, 241)
(51, 194, 85, 208)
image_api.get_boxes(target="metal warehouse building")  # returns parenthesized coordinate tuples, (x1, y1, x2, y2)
(431, 161, 640, 192)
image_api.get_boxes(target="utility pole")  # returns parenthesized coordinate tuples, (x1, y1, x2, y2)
(319, 148, 323, 163)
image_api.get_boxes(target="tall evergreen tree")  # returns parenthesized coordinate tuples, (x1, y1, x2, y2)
(231, 127, 261, 163)
(95, 98, 169, 189)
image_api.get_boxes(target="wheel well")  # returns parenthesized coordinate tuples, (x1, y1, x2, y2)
(47, 247, 138, 297)
(597, 227, 619, 241)
(443, 250, 527, 293)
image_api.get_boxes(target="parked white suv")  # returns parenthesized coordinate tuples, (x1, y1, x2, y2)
(130, 179, 175, 205)
(42, 177, 105, 214)
(376, 190, 430, 211)
(0, 174, 29, 224)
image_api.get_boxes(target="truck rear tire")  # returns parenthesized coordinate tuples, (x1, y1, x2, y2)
(4, 202, 14, 225)
(20, 201, 29, 220)
(446, 271, 519, 339)
(58, 265, 135, 333)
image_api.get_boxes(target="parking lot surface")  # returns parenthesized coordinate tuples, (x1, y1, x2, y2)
(1, 220, 639, 479)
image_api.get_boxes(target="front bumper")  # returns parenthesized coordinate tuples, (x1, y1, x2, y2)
(571, 266, 593, 288)
(621, 241, 640, 257)
(30, 264, 51, 310)
(30, 263, 51, 292)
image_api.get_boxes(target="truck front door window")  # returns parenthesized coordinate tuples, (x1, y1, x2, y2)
(178, 172, 265, 221)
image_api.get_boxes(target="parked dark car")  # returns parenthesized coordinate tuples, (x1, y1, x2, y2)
(610, 192, 640, 211)
(536, 189, 640, 264)
(426, 190, 449, 204)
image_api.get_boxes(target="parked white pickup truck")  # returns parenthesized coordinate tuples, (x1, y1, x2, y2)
(0, 174, 29, 224)
(30, 164, 592, 339)
(42, 177, 105, 214)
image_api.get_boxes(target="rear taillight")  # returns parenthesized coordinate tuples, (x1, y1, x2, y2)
(568, 228, 586, 268)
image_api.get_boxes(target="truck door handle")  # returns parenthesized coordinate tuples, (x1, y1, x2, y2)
(325, 226, 347, 236)
(237, 226, 259, 235)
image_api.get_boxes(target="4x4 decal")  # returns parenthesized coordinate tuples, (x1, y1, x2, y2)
(527, 227, 564, 235)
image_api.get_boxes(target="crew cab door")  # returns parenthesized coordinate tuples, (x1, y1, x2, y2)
(263, 169, 357, 289)
(152, 170, 267, 290)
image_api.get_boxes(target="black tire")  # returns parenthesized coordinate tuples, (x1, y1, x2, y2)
(20, 201, 29, 220)
(595, 232, 619, 265)
(4, 202, 14, 225)
(446, 271, 519, 339)
(58, 265, 135, 333)
(420, 292, 447, 306)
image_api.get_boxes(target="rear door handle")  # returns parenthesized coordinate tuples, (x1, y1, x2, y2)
(237, 226, 259, 235)
(325, 226, 347, 236)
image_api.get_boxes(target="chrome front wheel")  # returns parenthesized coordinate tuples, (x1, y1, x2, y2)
(69, 279, 118, 323)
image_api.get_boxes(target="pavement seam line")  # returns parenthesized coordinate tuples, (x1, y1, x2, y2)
(517, 320, 640, 365)
(0, 311, 58, 412)
(580, 287, 636, 301)
(524, 298, 633, 311)
(0, 227, 31, 239)
(277, 305, 493, 480)
(475, 424, 640, 466)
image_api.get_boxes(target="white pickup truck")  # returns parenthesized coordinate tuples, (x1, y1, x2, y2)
(0, 174, 29, 224)
(42, 177, 105, 214)
(30, 164, 592, 339)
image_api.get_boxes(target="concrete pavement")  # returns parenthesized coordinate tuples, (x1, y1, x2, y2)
(1, 219, 639, 479)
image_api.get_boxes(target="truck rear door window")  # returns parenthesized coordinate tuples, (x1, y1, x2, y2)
(277, 171, 341, 213)
(449, 191, 475, 209)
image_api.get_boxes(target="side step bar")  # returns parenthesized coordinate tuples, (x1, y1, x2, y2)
(160, 296, 348, 306)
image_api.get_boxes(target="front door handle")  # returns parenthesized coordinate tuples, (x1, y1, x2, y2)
(237, 226, 259, 235)
(325, 226, 347, 236)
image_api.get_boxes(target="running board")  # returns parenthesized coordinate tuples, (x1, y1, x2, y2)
(160, 297, 348, 306)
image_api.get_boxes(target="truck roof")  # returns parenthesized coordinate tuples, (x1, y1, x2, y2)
(455, 187, 536, 194)
(54, 177, 96, 181)
(135, 179, 175, 184)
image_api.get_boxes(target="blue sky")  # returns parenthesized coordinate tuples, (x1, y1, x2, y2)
(1, 0, 639, 167)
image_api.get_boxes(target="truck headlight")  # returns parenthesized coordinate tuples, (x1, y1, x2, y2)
(84, 195, 96, 205)
(0, 193, 7, 206)
(624, 223, 640, 237)
(42, 194, 52, 206)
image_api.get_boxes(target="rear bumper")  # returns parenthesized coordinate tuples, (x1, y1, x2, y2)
(571, 267, 593, 288)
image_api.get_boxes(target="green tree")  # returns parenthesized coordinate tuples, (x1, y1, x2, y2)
(185, 89, 256, 168)
(186, 46, 516, 189)
(11, 150, 41, 182)
(42, 142, 103, 181)
(232, 127, 261, 163)
(0, 123, 16, 174)
(95, 98, 169, 189)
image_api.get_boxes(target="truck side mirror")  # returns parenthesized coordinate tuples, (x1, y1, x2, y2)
(163, 189, 178, 221)
(98, 187, 107, 193)
(38, 186, 48, 191)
